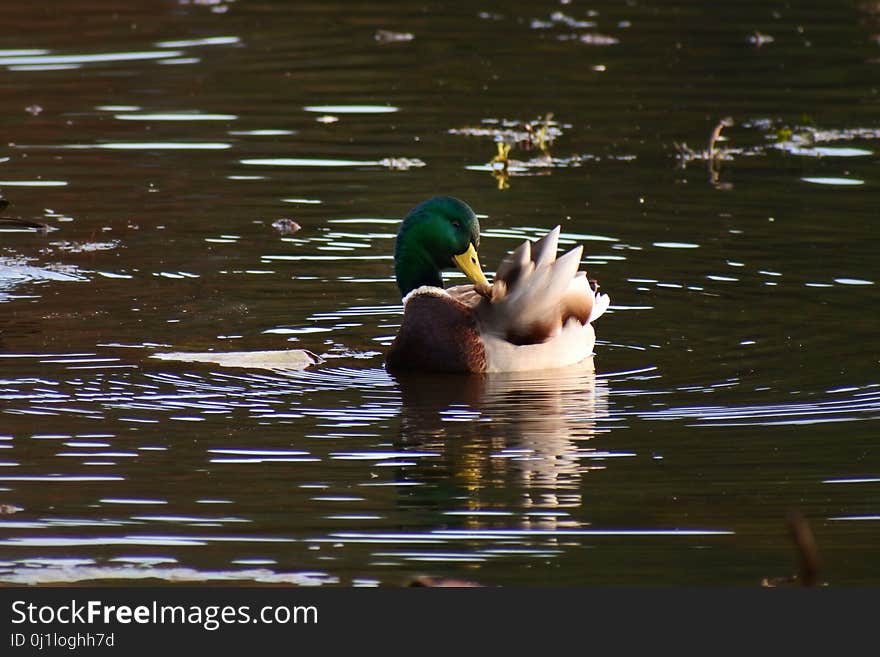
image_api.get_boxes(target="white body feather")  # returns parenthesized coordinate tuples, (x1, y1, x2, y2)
(481, 318, 598, 372)
(477, 225, 610, 372)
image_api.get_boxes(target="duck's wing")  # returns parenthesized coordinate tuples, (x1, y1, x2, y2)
(385, 286, 487, 373)
(477, 226, 610, 345)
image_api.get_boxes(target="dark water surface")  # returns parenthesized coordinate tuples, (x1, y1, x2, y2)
(0, 0, 878, 586)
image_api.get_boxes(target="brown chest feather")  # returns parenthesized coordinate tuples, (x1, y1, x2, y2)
(385, 292, 487, 373)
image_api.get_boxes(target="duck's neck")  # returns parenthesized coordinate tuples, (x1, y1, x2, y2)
(395, 238, 444, 296)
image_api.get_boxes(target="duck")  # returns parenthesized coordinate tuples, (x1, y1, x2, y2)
(385, 196, 610, 373)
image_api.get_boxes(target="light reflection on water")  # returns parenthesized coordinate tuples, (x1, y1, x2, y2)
(2, 347, 877, 584)
(0, 565, 336, 586)
(0, 357, 723, 581)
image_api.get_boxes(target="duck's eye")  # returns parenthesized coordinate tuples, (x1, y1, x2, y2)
(451, 220, 461, 229)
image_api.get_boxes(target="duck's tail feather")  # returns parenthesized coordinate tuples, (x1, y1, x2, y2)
(478, 227, 609, 345)
(588, 291, 611, 324)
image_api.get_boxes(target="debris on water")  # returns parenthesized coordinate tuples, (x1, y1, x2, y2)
(315, 115, 339, 124)
(24, 104, 43, 116)
(320, 344, 382, 360)
(374, 29, 414, 44)
(378, 157, 426, 170)
(768, 123, 880, 156)
(531, 11, 595, 30)
(481, 151, 598, 189)
(272, 218, 301, 234)
(451, 114, 600, 187)
(527, 10, 619, 45)
(49, 240, 121, 253)
(0, 504, 23, 515)
(775, 126, 794, 142)
(675, 117, 735, 162)
(748, 31, 775, 46)
(450, 114, 567, 149)
(675, 117, 738, 188)
(150, 349, 323, 371)
(577, 33, 620, 45)
(676, 117, 880, 189)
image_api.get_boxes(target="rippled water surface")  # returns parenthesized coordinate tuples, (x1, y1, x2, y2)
(0, 0, 878, 586)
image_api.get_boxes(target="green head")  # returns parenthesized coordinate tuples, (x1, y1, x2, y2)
(394, 196, 489, 296)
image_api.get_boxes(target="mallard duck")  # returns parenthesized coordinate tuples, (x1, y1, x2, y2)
(386, 196, 610, 373)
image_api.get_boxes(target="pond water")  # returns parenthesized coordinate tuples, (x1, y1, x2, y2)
(0, 0, 878, 586)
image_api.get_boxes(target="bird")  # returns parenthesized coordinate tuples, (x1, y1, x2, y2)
(385, 196, 610, 373)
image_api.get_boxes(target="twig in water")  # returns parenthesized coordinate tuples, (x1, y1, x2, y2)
(708, 116, 734, 160)
(787, 511, 820, 587)
(490, 141, 512, 190)
(529, 112, 555, 154)
(491, 140, 512, 169)
(707, 117, 735, 188)
(761, 512, 822, 587)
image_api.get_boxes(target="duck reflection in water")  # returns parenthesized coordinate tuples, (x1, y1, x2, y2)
(391, 359, 609, 530)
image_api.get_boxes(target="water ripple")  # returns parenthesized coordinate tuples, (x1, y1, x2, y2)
(0, 50, 183, 67)
(633, 386, 880, 426)
(0, 564, 335, 586)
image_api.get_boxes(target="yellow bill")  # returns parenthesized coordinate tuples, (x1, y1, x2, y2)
(452, 243, 490, 291)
